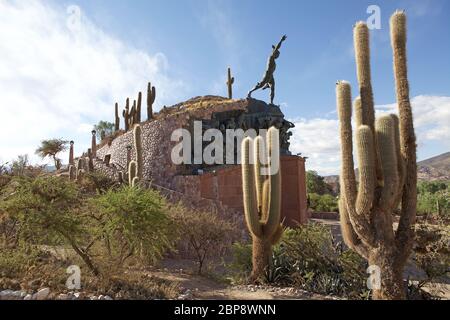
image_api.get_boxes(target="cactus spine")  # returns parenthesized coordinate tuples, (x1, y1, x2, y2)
(114, 103, 120, 131)
(133, 124, 143, 179)
(337, 11, 416, 300)
(241, 127, 283, 281)
(226, 67, 235, 99)
(147, 82, 156, 120)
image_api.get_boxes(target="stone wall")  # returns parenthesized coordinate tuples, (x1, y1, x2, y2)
(97, 96, 248, 189)
(93, 96, 308, 227)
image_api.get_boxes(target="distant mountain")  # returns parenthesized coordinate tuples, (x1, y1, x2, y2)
(324, 152, 450, 185)
(417, 152, 450, 181)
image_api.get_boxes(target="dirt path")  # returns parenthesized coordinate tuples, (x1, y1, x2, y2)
(146, 263, 336, 300)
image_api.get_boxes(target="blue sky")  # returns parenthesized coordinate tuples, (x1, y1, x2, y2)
(0, 0, 449, 175)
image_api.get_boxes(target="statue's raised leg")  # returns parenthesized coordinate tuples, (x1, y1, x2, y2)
(247, 81, 265, 98)
(269, 79, 275, 104)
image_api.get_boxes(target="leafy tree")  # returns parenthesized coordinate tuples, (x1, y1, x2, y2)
(306, 170, 330, 195)
(309, 193, 339, 212)
(93, 121, 115, 140)
(0, 176, 99, 275)
(11, 155, 29, 176)
(418, 181, 448, 195)
(35, 139, 68, 170)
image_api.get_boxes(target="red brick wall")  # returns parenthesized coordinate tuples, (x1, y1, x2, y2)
(199, 155, 308, 227)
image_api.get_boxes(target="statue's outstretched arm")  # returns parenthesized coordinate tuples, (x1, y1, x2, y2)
(274, 35, 287, 51)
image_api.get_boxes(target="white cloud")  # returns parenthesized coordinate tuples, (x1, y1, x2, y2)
(289, 118, 340, 176)
(290, 95, 450, 176)
(0, 0, 186, 164)
(376, 95, 450, 149)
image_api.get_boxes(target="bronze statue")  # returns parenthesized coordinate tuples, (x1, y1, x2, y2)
(247, 35, 287, 104)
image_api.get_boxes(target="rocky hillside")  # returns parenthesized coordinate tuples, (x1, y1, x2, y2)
(323, 152, 450, 187)
(418, 152, 450, 181)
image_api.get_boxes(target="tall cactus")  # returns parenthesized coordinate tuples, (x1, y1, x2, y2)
(87, 148, 94, 172)
(126, 145, 132, 169)
(91, 130, 97, 158)
(128, 161, 138, 186)
(136, 92, 142, 123)
(130, 100, 136, 127)
(337, 11, 416, 300)
(123, 98, 130, 131)
(241, 127, 283, 281)
(76, 169, 83, 182)
(68, 165, 76, 181)
(68, 141, 74, 165)
(76, 158, 83, 171)
(133, 124, 143, 179)
(226, 67, 235, 99)
(118, 171, 124, 184)
(147, 82, 156, 120)
(114, 103, 120, 131)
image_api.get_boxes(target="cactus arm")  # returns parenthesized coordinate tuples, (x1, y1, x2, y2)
(354, 97, 364, 128)
(376, 115, 399, 212)
(131, 177, 139, 187)
(355, 126, 375, 216)
(147, 82, 156, 120)
(337, 81, 374, 245)
(390, 11, 417, 257)
(353, 23, 375, 129)
(128, 161, 137, 186)
(336, 81, 358, 208)
(391, 114, 405, 208)
(115, 103, 120, 131)
(133, 124, 143, 179)
(262, 127, 281, 237)
(345, 126, 376, 244)
(354, 22, 383, 187)
(242, 137, 263, 238)
(136, 92, 142, 123)
(339, 193, 368, 258)
(254, 136, 265, 213)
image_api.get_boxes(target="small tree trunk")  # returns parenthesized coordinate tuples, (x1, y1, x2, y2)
(369, 251, 406, 300)
(251, 237, 272, 282)
(53, 155, 59, 170)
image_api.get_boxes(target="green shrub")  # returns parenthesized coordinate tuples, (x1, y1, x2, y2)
(169, 204, 238, 274)
(306, 171, 331, 195)
(89, 186, 176, 267)
(0, 176, 99, 275)
(418, 181, 448, 195)
(275, 224, 368, 298)
(229, 223, 370, 298)
(80, 171, 117, 194)
(308, 193, 339, 212)
(229, 242, 253, 283)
